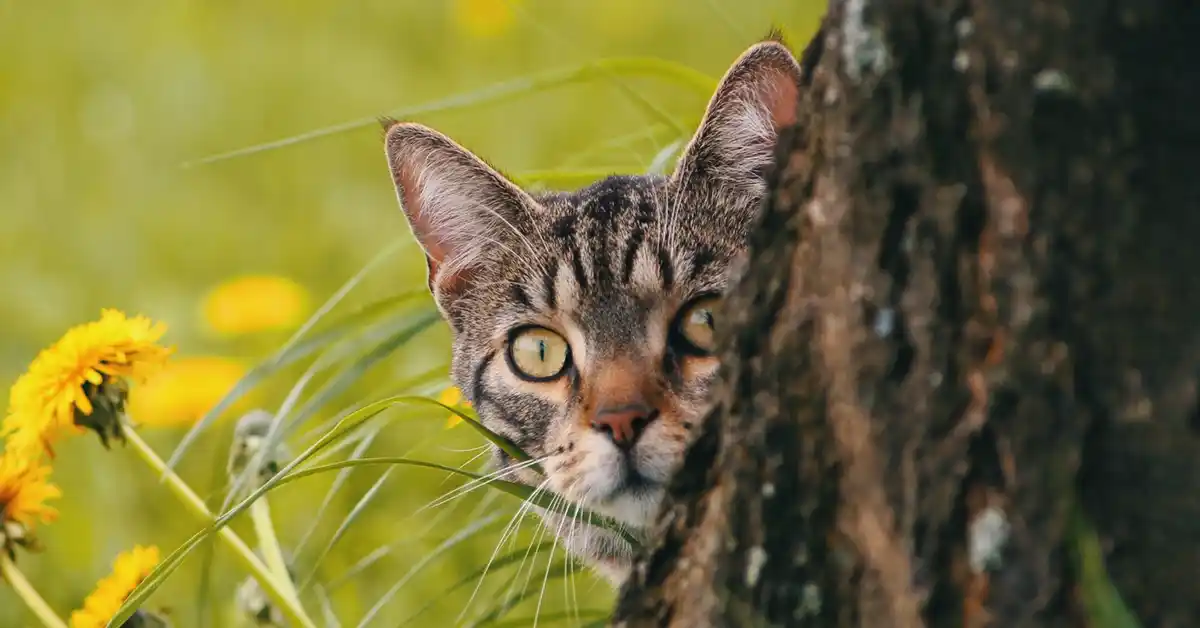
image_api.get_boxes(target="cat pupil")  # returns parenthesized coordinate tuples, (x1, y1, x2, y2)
(537, 340, 546, 362)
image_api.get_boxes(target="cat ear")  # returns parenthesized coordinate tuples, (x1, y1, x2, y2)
(671, 41, 803, 201)
(383, 121, 540, 316)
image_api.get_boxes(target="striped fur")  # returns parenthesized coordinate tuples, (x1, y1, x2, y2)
(383, 41, 803, 586)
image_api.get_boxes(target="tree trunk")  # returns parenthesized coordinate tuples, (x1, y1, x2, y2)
(613, 1, 1200, 626)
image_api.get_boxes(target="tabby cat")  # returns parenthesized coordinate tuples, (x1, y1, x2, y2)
(382, 40, 802, 586)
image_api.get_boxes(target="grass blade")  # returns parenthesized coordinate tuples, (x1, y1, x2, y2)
(222, 308, 440, 509)
(513, 168, 638, 189)
(281, 458, 637, 547)
(165, 288, 426, 472)
(298, 466, 394, 590)
(1070, 504, 1141, 627)
(353, 514, 505, 628)
(109, 396, 634, 625)
(646, 138, 685, 175)
(108, 397, 407, 626)
(182, 57, 715, 167)
(486, 610, 610, 628)
(468, 560, 572, 627)
(291, 427, 382, 558)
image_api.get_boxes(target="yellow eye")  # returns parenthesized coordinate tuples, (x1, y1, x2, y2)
(507, 327, 571, 381)
(676, 296, 719, 353)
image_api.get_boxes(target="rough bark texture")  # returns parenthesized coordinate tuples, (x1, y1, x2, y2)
(614, 0, 1200, 626)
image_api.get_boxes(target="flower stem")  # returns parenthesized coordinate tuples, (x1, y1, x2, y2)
(0, 552, 68, 628)
(119, 422, 316, 628)
(250, 498, 294, 594)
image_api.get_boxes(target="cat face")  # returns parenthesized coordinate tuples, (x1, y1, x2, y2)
(383, 41, 802, 584)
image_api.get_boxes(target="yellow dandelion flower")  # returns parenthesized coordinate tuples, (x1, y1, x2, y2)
(440, 386, 471, 429)
(127, 356, 249, 428)
(4, 310, 172, 452)
(0, 451, 60, 531)
(70, 545, 161, 628)
(1, 425, 49, 466)
(202, 275, 311, 337)
(452, 0, 518, 39)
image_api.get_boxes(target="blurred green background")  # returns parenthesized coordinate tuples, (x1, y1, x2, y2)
(0, 1, 824, 625)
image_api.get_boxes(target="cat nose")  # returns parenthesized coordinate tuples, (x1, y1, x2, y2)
(591, 403, 656, 449)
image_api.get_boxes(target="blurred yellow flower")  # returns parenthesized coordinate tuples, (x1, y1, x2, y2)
(69, 545, 160, 628)
(0, 451, 60, 532)
(452, 0, 518, 39)
(127, 356, 249, 428)
(202, 275, 311, 337)
(3, 309, 172, 453)
(440, 386, 471, 429)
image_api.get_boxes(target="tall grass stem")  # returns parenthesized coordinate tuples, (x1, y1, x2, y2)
(120, 421, 316, 628)
(0, 553, 67, 628)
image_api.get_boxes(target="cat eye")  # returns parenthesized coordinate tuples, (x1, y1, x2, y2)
(674, 296, 720, 354)
(506, 326, 572, 381)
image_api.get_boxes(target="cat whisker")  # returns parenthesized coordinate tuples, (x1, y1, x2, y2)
(563, 489, 588, 625)
(430, 448, 490, 491)
(534, 491, 573, 628)
(508, 492, 559, 619)
(439, 443, 492, 455)
(458, 477, 551, 623)
(420, 455, 548, 514)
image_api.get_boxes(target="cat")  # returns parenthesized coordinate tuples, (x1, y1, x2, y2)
(381, 39, 802, 586)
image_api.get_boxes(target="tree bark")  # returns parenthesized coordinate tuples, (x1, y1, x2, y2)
(614, 1, 1200, 626)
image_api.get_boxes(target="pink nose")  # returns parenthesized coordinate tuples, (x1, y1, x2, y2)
(591, 403, 655, 448)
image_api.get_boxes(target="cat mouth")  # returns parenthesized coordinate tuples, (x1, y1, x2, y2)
(603, 457, 662, 501)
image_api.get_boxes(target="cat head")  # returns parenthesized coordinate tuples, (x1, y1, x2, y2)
(382, 41, 801, 578)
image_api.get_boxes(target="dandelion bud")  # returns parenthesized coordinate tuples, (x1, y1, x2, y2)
(74, 377, 130, 449)
(235, 574, 287, 626)
(123, 609, 173, 628)
(227, 410, 290, 487)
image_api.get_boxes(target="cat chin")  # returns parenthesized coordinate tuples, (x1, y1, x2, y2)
(592, 483, 665, 529)
(535, 507, 642, 588)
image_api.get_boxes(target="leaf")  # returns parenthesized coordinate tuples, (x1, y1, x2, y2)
(1069, 504, 1141, 628)
(646, 138, 685, 175)
(182, 57, 716, 167)
(109, 398, 405, 627)
(108, 396, 636, 626)
(297, 466, 394, 590)
(326, 489, 503, 594)
(485, 611, 611, 628)
(557, 123, 677, 168)
(353, 514, 506, 628)
(291, 425, 383, 559)
(467, 560, 573, 627)
(164, 286, 426, 472)
(222, 308, 440, 510)
(280, 458, 637, 547)
(395, 542, 555, 627)
(295, 364, 449, 450)
(512, 168, 640, 189)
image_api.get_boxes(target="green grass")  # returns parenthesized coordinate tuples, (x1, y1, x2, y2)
(0, 1, 825, 626)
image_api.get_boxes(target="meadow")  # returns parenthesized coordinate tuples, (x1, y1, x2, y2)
(0, 1, 826, 625)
